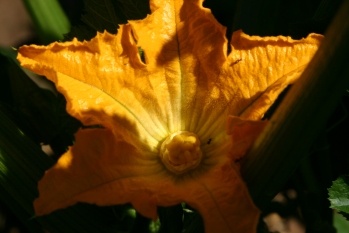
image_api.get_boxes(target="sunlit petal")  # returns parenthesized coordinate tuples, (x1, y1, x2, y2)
(17, 0, 323, 232)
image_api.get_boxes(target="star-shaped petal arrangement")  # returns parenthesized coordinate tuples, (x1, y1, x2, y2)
(17, 0, 323, 232)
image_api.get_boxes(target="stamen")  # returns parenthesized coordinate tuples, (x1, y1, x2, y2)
(159, 131, 202, 174)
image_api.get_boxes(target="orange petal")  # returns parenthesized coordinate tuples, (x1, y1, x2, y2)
(17, 29, 166, 149)
(16, 0, 231, 142)
(35, 128, 258, 232)
(35, 127, 258, 233)
(227, 116, 268, 160)
(17, 1, 324, 232)
(34, 128, 165, 219)
(17, 0, 323, 143)
(152, 160, 260, 233)
(223, 30, 323, 120)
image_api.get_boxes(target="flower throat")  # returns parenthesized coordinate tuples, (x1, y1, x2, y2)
(159, 131, 202, 174)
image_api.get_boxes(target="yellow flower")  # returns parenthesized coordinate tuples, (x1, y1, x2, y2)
(17, 0, 322, 232)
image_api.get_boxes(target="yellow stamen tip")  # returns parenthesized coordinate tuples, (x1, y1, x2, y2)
(159, 131, 202, 174)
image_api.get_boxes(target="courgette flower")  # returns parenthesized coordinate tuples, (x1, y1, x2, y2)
(17, 0, 323, 232)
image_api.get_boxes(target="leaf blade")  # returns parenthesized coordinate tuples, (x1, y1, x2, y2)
(21, 0, 70, 43)
(329, 175, 349, 214)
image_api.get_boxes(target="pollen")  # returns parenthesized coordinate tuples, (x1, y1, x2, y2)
(159, 131, 202, 174)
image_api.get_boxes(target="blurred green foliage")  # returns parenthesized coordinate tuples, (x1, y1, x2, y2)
(329, 175, 349, 220)
(21, 0, 70, 44)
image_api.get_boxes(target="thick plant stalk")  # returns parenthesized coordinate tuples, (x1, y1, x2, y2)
(241, 0, 349, 209)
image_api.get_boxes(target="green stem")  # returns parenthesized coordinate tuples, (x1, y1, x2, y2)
(241, 0, 349, 210)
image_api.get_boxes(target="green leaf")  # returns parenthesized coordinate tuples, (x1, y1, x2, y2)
(8, 59, 58, 143)
(182, 205, 204, 233)
(0, 47, 17, 60)
(334, 212, 349, 233)
(130, 212, 152, 233)
(21, 0, 70, 43)
(338, 211, 349, 221)
(328, 175, 349, 215)
(0, 110, 122, 232)
(66, 0, 150, 41)
(0, 52, 81, 153)
(158, 205, 183, 233)
(0, 48, 14, 106)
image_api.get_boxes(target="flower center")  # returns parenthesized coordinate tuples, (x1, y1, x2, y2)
(159, 131, 202, 174)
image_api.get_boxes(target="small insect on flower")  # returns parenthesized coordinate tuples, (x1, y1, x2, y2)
(207, 138, 212, 145)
